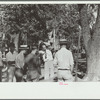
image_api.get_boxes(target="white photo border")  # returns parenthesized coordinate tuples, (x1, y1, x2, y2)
(0, 1, 99, 99)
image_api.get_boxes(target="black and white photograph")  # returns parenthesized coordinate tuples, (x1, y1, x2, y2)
(0, 0, 100, 99)
(0, 3, 98, 82)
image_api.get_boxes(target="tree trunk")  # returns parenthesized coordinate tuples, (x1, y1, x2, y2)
(79, 4, 100, 81)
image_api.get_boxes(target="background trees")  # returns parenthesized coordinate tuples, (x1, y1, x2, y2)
(0, 4, 80, 46)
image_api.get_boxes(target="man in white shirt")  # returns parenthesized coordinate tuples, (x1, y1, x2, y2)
(42, 43, 54, 80)
(54, 39, 74, 82)
(15, 46, 28, 82)
(6, 42, 18, 82)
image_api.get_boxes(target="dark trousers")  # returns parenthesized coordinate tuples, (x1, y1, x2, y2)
(15, 68, 23, 82)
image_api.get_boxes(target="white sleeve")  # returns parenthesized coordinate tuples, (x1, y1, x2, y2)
(49, 50, 53, 60)
(6, 53, 9, 62)
(69, 52, 74, 66)
(53, 53, 58, 65)
(15, 55, 20, 68)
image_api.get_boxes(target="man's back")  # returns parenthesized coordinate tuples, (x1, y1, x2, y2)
(54, 47, 74, 69)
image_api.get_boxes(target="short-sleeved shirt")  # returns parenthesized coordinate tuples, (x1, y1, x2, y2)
(54, 47, 74, 69)
(6, 51, 18, 62)
(15, 52, 25, 69)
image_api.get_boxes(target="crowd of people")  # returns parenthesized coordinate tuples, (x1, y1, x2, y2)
(0, 39, 75, 82)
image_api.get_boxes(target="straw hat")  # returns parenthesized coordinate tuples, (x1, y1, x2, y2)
(19, 45, 29, 50)
(59, 39, 67, 45)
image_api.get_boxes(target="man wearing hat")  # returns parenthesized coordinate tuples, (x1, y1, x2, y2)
(54, 39, 74, 82)
(6, 42, 18, 82)
(15, 45, 28, 82)
(42, 43, 54, 80)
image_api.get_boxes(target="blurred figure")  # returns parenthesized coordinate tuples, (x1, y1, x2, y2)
(15, 45, 28, 82)
(6, 42, 18, 82)
(38, 42, 45, 79)
(42, 43, 54, 80)
(54, 39, 74, 82)
(1, 45, 8, 82)
(25, 45, 41, 82)
(0, 47, 4, 82)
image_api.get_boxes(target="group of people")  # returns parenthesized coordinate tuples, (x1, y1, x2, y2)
(0, 39, 75, 82)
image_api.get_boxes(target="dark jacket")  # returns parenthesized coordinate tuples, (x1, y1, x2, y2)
(25, 53, 41, 74)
